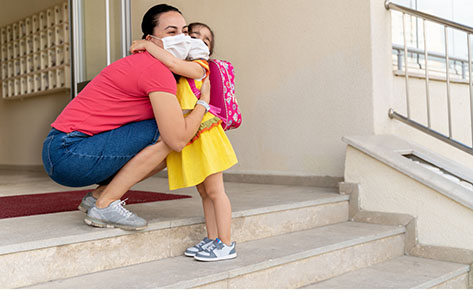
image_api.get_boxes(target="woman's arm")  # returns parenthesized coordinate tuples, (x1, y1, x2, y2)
(130, 40, 205, 80)
(149, 77, 211, 152)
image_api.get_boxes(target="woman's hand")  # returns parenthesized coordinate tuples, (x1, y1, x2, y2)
(199, 77, 211, 104)
(129, 40, 151, 54)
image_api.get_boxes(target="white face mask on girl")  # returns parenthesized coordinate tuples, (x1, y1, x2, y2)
(187, 38, 210, 61)
(149, 33, 192, 60)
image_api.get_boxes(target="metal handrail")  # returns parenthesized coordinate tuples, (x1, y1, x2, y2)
(389, 110, 473, 156)
(392, 44, 470, 79)
(392, 44, 469, 64)
(385, 0, 473, 155)
(385, 1, 473, 34)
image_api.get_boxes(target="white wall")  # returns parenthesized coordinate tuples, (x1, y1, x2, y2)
(370, 0, 397, 136)
(345, 145, 473, 251)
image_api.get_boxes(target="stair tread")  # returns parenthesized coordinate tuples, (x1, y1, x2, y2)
(304, 255, 469, 289)
(28, 221, 404, 288)
(0, 182, 345, 255)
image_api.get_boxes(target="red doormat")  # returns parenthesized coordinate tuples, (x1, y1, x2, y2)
(0, 190, 191, 219)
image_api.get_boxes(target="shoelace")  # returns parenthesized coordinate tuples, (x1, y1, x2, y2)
(196, 239, 209, 249)
(114, 199, 133, 218)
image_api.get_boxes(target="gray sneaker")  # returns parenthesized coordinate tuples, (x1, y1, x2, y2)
(194, 239, 237, 262)
(84, 200, 148, 231)
(184, 237, 214, 257)
(77, 192, 97, 213)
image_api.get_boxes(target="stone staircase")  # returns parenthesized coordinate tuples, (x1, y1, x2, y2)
(0, 178, 469, 289)
(304, 256, 469, 289)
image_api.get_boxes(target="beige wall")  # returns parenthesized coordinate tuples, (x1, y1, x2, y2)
(131, 0, 377, 178)
(0, 92, 70, 166)
(0, 0, 66, 27)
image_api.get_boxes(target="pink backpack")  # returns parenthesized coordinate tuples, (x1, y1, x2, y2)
(187, 59, 241, 131)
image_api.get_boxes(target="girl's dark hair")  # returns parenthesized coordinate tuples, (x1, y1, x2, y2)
(188, 22, 215, 56)
(141, 4, 182, 39)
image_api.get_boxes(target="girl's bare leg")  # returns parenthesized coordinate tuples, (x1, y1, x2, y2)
(202, 172, 232, 245)
(196, 183, 218, 240)
(95, 141, 171, 208)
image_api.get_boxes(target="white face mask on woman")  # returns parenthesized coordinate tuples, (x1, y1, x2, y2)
(187, 38, 210, 61)
(149, 33, 192, 60)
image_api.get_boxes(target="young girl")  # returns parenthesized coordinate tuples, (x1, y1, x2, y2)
(131, 23, 238, 262)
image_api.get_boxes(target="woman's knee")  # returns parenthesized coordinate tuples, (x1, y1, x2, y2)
(41, 122, 161, 188)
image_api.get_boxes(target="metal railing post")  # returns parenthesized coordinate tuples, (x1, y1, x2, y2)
(468, 33, 473, 146)
(423, 19, 431, 128)
(397, 49, 403, 71)
(70, 0, 84, 98)
(402, 13, 411, 118)
(461, 61, 466, 79)
(121, 0, 131, 58)
(105, 0, 111, 66)
(444, 26, 453, 138)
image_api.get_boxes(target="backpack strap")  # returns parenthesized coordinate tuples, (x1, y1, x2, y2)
(187, 78, 201, 99)
(187, 78, 221, 114)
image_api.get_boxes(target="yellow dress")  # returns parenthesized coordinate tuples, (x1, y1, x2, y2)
(166, 60, 238, 190)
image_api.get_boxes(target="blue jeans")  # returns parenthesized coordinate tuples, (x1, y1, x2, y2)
(42, 120, 160, 187)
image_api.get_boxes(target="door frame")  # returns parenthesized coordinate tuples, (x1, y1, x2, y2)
(69, 0, 131, 98)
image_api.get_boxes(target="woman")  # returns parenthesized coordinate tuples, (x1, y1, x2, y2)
(42, 4, 209, 231)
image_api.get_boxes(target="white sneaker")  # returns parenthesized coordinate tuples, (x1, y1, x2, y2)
(77, 192, 97, 213)
(84, 200, 147, 231)
(194, 238, 237, 262)
(184, 237, 214, 257)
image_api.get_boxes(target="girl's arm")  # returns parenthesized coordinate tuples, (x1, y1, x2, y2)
(149, 77, 211, 151)
(130, 40, 205, 80)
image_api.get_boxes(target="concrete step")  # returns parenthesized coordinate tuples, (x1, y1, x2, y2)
(27, 222, 405, 288)
(303, 255, 470, 289)
(0, 183, 348, 288)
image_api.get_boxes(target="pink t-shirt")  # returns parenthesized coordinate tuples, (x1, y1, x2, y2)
(52, 51, 177, 135)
